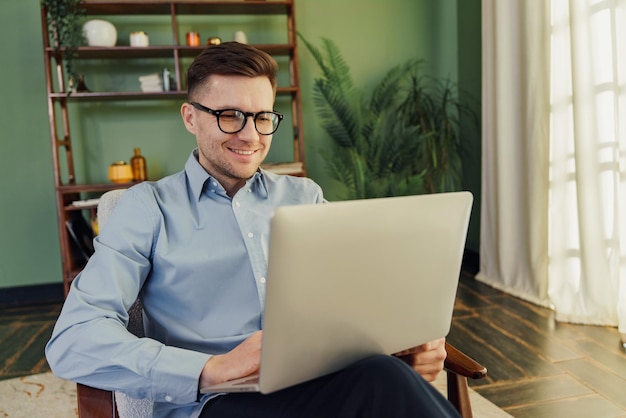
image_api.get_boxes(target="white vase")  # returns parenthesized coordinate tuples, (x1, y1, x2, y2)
(83, 19, 117, 47)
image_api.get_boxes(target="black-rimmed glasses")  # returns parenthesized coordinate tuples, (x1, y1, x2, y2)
(190, 102, 284, 135)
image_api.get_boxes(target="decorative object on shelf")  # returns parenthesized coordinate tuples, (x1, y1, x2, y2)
(67, 75, 78, 93)
(130, 31, 149, 47)
(70, 198, 100, 208)
(130, 148, 147, 181)
(75, 74, 89, 92)
(299, 35, 477, 199)
(186, 31, 200, 46)
(162, 68, 172, 91)
(207, 36, 222, 45)
(233, 30, 248, 44)
(108, 161, 133, 184)
(68, 73, 90, 93)
(41, 0, 85, 83)
(138, 72, 163, 92)
(262, 161, 304, 175)
(83, 19, 117, 47)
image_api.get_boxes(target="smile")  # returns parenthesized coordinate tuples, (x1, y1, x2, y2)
(230, 148, 256, 156)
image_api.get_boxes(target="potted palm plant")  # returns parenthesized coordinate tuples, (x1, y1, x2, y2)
(299, 35, 476, 200)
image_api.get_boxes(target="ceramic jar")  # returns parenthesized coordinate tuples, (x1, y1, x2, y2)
(108, 161, 133, 183)
(130, 31, 149, 47)
(207, 36, 222, 45)
(83, 19, 117, 47)
(233, 30, 247, 44)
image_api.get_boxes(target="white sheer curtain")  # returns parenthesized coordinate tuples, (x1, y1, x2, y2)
(480, 0, 626, 338)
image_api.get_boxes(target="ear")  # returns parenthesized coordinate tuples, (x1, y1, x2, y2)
(181, 102, 197, 134)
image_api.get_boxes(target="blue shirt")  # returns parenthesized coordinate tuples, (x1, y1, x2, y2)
(45, 150, 325, 418)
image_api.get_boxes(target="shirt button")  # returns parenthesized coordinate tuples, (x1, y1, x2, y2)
(247, 232, 254, 238)
(165, 395, 173, 402)
(259, 277, 266, 284)
(235, 201, 241, 207)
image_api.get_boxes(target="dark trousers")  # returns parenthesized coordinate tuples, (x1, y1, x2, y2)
(200, 354, 461, 418)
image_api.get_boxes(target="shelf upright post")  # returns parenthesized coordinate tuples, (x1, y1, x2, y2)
(170, 2, 183, 92)
(41, 6, 80, 294)
(286, 0, 305, 174)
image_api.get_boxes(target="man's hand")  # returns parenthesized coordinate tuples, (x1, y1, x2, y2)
(199, 331, 263, 388)
(393, 337, 447, 382)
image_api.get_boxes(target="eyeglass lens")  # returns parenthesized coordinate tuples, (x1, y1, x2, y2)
(219, 110, 281, 135)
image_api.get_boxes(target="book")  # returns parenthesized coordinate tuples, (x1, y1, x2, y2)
(262, 161, 304, 175)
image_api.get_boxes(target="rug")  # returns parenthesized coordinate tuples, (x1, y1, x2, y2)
(0, 372, 511, 417)
(0, 372, 77, 417)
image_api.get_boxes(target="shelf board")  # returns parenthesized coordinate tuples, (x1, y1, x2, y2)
(57, 182, 139, 194)
(175, 1, 292, 15)
(49, 86, 298, 101)
(50, 90, 186, 101)
(45, 44, 294, 59)
(81, 1, 292, 16)
(77, 46, 178, 59)
(57, 163, 303, 200)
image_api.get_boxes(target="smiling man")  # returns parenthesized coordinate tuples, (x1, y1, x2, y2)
(182, 71, 278, 197)
(46, 42, 460, 418)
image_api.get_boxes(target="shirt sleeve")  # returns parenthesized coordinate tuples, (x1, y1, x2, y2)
(45, 186, 210, 404)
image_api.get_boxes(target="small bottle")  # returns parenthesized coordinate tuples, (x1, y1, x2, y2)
(130, 148, 147, 181)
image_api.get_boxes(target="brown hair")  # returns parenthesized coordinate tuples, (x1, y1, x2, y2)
(186, 42, 279, 100)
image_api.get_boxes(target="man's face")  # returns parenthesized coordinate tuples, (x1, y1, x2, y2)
(181, 74, 275, 196)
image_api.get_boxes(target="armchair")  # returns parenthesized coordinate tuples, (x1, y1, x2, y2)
(75, 189, 487, 418)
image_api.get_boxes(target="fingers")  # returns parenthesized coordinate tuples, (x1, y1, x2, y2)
(230, 331, 263, 376)
(199, 331, 263, 388)
(393, 338, 447, 382)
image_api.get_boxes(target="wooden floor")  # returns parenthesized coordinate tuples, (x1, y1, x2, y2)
(448, 273, 626, 418)
(1, 273, 626, 417)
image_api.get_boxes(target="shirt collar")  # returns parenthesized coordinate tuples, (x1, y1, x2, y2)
(252, 169, 269, 199)
(184, 149, 269, 201)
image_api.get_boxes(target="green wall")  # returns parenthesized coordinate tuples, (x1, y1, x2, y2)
(0, 0, 481, 291)
(0, 1, 62, 289)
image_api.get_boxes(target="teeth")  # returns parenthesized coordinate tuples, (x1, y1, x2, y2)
(231, 149, 255, 155)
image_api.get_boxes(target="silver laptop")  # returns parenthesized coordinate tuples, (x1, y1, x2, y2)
(201, 191, 473, 394)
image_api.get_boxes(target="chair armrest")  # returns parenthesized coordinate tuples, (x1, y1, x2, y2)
(76, 383, 118, 418)
(444, 342, 487, 380)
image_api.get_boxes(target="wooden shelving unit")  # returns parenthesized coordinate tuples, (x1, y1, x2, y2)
(40, 1, 305, 294)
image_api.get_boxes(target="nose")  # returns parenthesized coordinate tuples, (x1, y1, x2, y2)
(238, 115, 260, 141)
